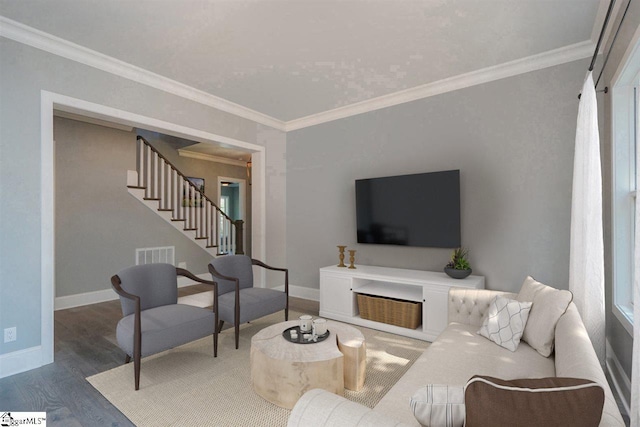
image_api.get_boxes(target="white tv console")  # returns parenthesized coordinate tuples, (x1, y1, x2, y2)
(319, 265, 484, 341)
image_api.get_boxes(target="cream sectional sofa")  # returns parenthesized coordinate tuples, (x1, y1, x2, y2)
(288, 288, 625, 427)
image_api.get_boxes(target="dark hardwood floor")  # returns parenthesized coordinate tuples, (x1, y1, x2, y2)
(0, 286, 318, 426)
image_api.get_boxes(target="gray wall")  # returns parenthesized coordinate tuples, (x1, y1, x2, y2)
(287, 59, 586, 293)
(0, 38, 286, 356)
(54, 117, 228, 297)
(262, 127, 288, 286)
(600, 1, 639, 383)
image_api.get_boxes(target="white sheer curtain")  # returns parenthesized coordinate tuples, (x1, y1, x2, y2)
(569, 71, 605, 364)
(631, 107, 639, 427)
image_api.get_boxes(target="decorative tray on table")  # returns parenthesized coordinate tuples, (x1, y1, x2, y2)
(282, 326, 330, 344)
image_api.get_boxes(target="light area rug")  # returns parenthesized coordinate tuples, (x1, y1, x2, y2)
(88, 309, 429, 427)
(176, 290, 214, 308)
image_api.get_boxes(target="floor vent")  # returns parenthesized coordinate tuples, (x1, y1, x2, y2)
(136, 246, 175, 266)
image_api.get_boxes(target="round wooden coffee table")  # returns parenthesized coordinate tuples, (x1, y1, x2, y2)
(250, 320, 366, 409)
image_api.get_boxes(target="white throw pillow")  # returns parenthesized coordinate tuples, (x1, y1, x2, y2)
(516, 276, 573, 357)
(410, 384, 465, 427)
(477, 296, 532, 352)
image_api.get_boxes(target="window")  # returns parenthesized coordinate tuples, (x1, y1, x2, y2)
(612, 41, 640, 335)
(220, 195, 229, 215)
(219, 195, 230, 244)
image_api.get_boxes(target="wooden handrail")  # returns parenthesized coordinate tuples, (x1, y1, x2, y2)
(137, 136, 235, 224)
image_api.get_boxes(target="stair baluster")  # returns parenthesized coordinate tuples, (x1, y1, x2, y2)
(186, 183, 191, 229)
(138, 139, 145, 188)
(211, 204, 217, 250)
(196, 191, 201, 237)
(153, 151, 158, 199)
(159, 158, 165, 209)
(180, 177, 187, 224)
(173, 170, 180, 220)
(190, 185, 195, 230)
(205, 201, 211, 247)
(145, 143, 152, 199)
(199, 195, 204, 238)
(228, 215, 231, 253)
(161, 162, 166, 210)
(165, 162, 171, 211)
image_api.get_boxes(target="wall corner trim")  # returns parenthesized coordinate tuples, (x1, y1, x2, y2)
(0, 16, 286, 131)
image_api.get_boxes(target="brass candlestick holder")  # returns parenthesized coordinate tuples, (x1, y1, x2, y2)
(337, 245, 347, 267)
(348, 250, 356, 269)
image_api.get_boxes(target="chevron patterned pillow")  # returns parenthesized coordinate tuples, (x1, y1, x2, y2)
(477, 296, 532, 352)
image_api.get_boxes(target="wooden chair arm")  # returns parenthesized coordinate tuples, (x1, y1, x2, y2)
(251, 259, 288, 273)
(176, 267, 217, 287)
(208, 263, 240, 313)
(111, 275, 140, 302)
(251, 259, 289, 296)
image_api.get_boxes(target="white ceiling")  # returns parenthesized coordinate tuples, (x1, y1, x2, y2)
(1, 0, 604, 122)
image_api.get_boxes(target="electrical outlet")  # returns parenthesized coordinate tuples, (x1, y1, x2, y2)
(178, 261, 187, 269)
(4, 327, 16, 343)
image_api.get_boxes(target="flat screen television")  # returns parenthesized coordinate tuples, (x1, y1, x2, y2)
(355, 170, 461, 248)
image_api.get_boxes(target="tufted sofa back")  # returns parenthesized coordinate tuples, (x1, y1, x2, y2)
(447, 288, 517, 327)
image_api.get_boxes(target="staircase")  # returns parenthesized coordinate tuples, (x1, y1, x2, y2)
(126, 136, 243, 256)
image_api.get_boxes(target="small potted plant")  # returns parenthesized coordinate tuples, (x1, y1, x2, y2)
(444, 247, 472, 279)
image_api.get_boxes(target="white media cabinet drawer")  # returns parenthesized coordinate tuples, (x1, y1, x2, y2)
(319, 264, 484, 341)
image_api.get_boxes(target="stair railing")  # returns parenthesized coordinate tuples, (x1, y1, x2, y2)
(135, 136, 244, 255)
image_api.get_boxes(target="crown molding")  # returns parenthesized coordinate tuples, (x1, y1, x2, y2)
(285, 40, 595, 131)
(0, 16, 286, 131)
(2, 16, 595, 133)
(178, 149, 248, 167)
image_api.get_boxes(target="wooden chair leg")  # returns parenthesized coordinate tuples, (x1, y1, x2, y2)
(217, 320, 224, 333)
(235, 324, 239, 349)
(134, 351, 141, 391)
(235, 304, 240, 349)
(213, 330, 218, 357)
(285, 308, 289, 321)
(125, 354, 131, 364)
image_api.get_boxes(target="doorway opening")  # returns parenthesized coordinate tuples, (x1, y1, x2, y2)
(218, 177, 248, 255)
(39, 91, 266, 371)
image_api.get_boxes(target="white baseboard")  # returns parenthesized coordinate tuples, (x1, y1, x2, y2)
(0, 346, 44, 379)
(54, 273, 211, 310)
(605, 339, 631, 417)
(55, 288, 117, 310)
(273, 284, 319, 301)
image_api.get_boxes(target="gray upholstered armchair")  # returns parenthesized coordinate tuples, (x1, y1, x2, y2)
(111, 263, 218, 390)
(208, 255, 288, 349)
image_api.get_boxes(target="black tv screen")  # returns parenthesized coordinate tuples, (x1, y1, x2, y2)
(356, 170, 461, 248)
